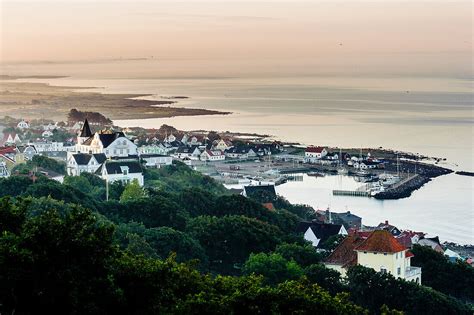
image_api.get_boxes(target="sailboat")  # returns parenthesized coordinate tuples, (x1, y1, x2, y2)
(337, 148, 348, 174)
(355, 147, 369, 177)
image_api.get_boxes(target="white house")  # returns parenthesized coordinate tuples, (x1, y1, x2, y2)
(67, 152, 107, 176)
(138, 144, 169, 155)
(76, 121, 137, 158)
(354, 230, 421, 283)
(304, 146, 327, 163)
(353, 160, 383, 170)
(17, 145, 38, 160)
(97, 160, 144, 186)
(174, 146, 201, 160)
(164, 133, 177, 143)
(17, 120, 30, 129)
(1, 133, 21, 146)
(324, 230, 422, 283)
(225, 146, 257, 159)
(0, 161, 9, 178)
(200, 149, 225, 161)
(31, 141, 64, 152)
(140, 154, 172, 168)
(42, 130, 54, 138)
(214, 139, 233, 151)
(298, 222, 347, 248)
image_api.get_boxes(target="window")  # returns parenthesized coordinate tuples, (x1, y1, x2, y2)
(380, 267, 387, 274)
(384, 253, 387, 256)
(397, 267, 401, 275)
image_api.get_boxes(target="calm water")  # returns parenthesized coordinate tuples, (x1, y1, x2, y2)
(277, 174, 473, 245)
(3, 60, 473, 244)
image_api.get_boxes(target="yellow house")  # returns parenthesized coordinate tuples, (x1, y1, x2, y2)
(325, 230, 421, 283)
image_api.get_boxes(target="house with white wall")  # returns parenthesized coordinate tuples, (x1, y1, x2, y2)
(140, 154, 172, 168)
(17, 120, 30, 129)
(304, 146, 328, 163)
(200, 149, 225, 161)
(297, 222, 348, 248)
(325, 230, 421, 283)
(97, 160, 144, 186)
(67, 152, 107, 176)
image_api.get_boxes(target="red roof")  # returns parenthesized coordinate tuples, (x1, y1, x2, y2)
(305, 146, 325, 153)
(405, 251, 415, 258)
(355, 230, 406, 253)
(0, 147, 17, 155)
(262, 203, 275, 211)
(325, 235, 366, 267)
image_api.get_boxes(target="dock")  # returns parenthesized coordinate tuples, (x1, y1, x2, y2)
(332, 189, 369, 197)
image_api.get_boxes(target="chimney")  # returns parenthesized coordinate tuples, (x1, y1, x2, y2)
(385, 220, 389, 225)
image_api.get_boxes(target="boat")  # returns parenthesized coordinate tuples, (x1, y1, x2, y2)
(337, 167, 348, 175)
(307, 171, 325, 177)
(337, 148, 348, 174)
(355, 170, 369, 177)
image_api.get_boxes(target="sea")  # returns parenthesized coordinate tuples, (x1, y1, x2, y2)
(2, 59, 473, 244)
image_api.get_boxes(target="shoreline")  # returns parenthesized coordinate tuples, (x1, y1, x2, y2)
(0, 78, 230, 121)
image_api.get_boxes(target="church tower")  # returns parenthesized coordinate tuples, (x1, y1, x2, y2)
(77, 119, 93, 145)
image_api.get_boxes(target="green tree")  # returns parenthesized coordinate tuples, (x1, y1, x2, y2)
(411, 244, 474, 301)
(0, 197, 118, 314)
(346, 265, 472, 315)
(120, 179, 147, 202)
(243, 252, 303, 285)
(275, 243, 323, 267)
(304, 264, 345, 295)
(186, 215, 283, 274)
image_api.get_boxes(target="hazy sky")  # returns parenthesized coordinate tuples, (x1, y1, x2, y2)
(1, 0, 472, 77)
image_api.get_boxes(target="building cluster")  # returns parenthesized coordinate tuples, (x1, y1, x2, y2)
(296, 211, 473, 282)
(1, 118, 283, 187)
(304, 146, 385, 169)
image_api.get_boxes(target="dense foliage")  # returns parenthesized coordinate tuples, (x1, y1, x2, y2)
(411, 244, 474, 302)
(0, 160, 472, 314)
(13, 155, 67, 175)
(0, 197, 366, 314)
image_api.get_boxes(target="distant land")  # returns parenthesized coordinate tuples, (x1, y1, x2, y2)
(0, 76, 230, 121)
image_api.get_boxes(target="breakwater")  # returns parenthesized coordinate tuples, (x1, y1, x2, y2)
(374, 175, 431, 200)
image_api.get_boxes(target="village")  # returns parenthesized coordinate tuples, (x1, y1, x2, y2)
(0, 112, 471, 271)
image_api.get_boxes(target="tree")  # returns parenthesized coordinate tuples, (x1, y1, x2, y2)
(120, 179, 146, 202)
(0, 176, 33, 198)
(101, 196, 188, 230)
(275, 243, 323, 267)
(242, 252, 303, 285)
(346, 265, 472, 315)
(411, 244, 474, 301)
(186, 215, 283, 274)
(304, 264, 345, 295)
(0, 197, 118, 314)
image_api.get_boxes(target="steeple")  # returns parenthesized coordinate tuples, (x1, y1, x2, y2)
(79, 119, 93, 138)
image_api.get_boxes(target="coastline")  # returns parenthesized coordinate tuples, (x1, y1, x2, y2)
(0, 79, 230, 121)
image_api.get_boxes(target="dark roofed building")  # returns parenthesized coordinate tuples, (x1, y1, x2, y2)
(297, 221, 348, 248)
(335, 211, 362, 230)
(324, 234, 367, 275)
(377, 220, 402, 236)
(79, 119, 93, 138)
(96, 160, 144, 186)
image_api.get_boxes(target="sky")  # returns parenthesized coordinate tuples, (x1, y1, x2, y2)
(0, 0, 472, 77)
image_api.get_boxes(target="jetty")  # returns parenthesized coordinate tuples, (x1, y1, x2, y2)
(333, 184, 370, 197)
(333, 189, 369, 197)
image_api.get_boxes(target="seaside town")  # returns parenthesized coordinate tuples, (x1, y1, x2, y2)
(0, 110, 472, 270)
